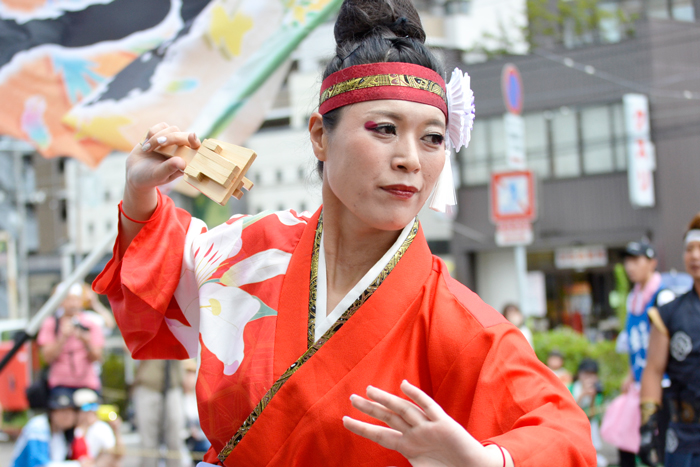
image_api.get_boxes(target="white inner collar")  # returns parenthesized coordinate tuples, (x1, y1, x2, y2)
(314, 220, 415, 343)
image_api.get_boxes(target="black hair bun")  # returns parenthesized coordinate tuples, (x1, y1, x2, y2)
(334, 0, 426, 45)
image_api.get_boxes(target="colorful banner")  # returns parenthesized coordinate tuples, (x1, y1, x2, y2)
(0, 0, 342, 168)
(0, 0, 211, 167)
(66, 0, 343, 159)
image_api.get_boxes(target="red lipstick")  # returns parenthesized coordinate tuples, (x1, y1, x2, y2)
(382, 185, 417, 200)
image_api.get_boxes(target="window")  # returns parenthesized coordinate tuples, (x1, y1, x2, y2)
(611, 103, 627, 170)
(672, 0, 695, 21)
(552, 108, 581, 178)
(461, 120, 490, 185)
(648, 0, 671, 18)
(490, 118, 509, 173)
(582, 106, 614, 174)
(525, 113, 550, 178)
(457, 102, 627, 185)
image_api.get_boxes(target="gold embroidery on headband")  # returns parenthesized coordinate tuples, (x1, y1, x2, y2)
(320, 73, 446, 105)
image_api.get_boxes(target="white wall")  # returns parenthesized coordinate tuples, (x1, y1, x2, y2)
(66, 153, 127, 254)
(245, 128, 322, 215)
(427, 0, 529, 54)
(475, 248, 519, 315)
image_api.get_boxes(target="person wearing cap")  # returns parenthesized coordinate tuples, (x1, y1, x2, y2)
(10, 387, 87, 467)
(640, 213, 700, 466)
(616, 239, 676, 466)
(73, 388, 123, 467)
(37, 283, 105, 394)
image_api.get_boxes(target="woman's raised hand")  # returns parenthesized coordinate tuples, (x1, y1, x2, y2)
(126, 123, 201, 193)
(343, 380, 513, 467)
(117, 124, 201, 255)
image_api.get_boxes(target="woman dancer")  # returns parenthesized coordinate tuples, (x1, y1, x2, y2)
(94, 0, 596, 465)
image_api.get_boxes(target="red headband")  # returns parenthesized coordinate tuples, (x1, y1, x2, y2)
(319, 62, 447, 117)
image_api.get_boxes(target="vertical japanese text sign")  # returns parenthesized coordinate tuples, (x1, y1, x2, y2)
(624, 94, 655, 208)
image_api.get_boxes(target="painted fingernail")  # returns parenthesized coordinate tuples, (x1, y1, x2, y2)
(157, 136, 167, 144)
(141, 143, 151, 152)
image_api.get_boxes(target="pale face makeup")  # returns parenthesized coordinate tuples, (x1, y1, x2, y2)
(317, 99, 446, 232)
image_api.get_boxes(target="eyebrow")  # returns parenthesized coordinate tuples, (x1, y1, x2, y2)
(366, 110, 446, 129)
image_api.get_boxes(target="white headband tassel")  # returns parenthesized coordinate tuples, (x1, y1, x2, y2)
(429, 68, 475, 213)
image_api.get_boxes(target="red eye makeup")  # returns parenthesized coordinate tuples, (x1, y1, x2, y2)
(364, 121, 378, 131)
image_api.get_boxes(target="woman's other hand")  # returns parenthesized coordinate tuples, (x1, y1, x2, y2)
(126, 123, 200, 194)
(343, 380, 513, 467)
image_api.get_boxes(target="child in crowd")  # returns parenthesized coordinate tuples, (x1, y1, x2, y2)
(74, 388, 123, 467)
(570, 359, 607, 467)
(547, 349, 573, 385)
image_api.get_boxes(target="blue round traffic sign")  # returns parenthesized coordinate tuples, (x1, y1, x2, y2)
(502, 64, 523, 115)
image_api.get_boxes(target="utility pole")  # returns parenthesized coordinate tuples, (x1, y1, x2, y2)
(13, 149, 29, 319)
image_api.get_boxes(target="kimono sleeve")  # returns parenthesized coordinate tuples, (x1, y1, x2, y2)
(441, 324, 596, 466)
(93, 189, 204, 360)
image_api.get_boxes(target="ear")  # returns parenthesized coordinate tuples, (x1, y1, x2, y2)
(308, 112, 328, 162)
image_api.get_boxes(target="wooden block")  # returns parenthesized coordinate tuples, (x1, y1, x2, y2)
(155, 144, 178, 157)
(191, 153, 239, 184)
(215, 141, 257, 168)
(158, 138, 257, 206)
(219, 146, 256, 191)
(154, 145, 196, 163)
(187, 158, 230, 186)
(183, 174, 230, 205)
(197, 145, 236, 171)
(202, 139, 223, 154)
(184, 163, 204, 181)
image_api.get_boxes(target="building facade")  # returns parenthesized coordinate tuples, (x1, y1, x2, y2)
(451, 9, 700, 331)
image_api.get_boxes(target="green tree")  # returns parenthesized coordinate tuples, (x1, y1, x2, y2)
(526, 0, 636, 48)
(534, 327, 629, 396)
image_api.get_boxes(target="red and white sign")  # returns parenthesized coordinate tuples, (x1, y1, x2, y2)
(624, 94, 655, 208)
(502, 64, 524, 115)
(555, 245, 608, 270)
(491, 170, 537, 246)
(495, 220, 533, 247)
(490, 170, 537, 223)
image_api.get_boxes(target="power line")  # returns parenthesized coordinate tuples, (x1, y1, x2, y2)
(532, 48, 700, 100)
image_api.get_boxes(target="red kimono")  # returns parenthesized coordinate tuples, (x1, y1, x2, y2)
(94, 192, 596, 466)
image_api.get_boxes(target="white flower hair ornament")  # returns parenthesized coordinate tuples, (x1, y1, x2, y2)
(429, 68, 476, 213)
